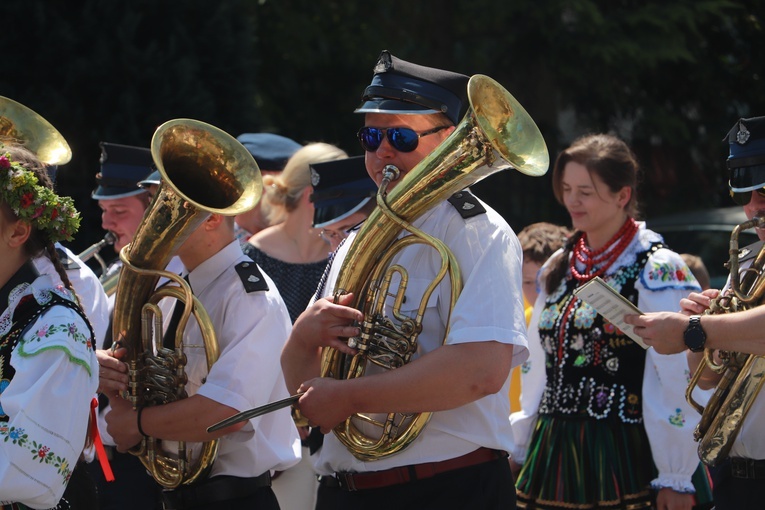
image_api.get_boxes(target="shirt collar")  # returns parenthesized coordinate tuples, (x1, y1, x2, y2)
(186, 240, 243, 294)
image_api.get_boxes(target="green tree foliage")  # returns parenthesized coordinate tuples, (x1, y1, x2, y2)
(1, 0, 764, 247)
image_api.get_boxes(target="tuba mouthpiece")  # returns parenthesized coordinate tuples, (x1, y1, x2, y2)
(381, 165, 401, 192)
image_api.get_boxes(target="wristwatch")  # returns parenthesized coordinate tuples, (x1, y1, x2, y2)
(683, 315, 707, 352)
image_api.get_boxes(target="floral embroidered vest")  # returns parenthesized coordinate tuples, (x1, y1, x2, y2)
(537, 244, 662, 423)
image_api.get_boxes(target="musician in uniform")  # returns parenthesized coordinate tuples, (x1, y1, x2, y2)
(98, 208, 301, 509)
(626, 116, 765, 509)
(281, 50, 529, 509)
(88, 142, 163, 510)
(310, 155, 377, 252)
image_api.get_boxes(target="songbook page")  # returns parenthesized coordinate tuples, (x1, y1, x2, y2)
(572, 276, 648, 349)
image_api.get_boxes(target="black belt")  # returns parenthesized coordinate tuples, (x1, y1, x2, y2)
(729, 457, 765, 479)
(319, 447, 506, 492)
(161, 472, 271, 509)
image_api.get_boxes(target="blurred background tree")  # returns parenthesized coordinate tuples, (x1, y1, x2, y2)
(1, 0, 763, 253)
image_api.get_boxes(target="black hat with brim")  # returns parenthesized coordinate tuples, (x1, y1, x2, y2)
(91, 142, 153, 200)
(355, 50, 470, 126)
(310, 156, 377, 228)
(727, 116, 765, 192)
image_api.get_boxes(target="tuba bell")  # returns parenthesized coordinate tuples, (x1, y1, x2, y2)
(0, 96, 72, 166)
(686, 216, 765, 465)
(111, 118, 261, 488)
(320, 75, 549, 461)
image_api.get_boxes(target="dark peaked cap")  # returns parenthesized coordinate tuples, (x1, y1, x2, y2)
(236, 133, 302, 171)
(355, 50, 470, 126)
(310, 156, 377, 228)
(91, 142, 152, 200)
(727, 116, 765, 193)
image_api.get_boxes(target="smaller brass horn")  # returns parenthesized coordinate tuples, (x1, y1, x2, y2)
(0, 96, 72, 166)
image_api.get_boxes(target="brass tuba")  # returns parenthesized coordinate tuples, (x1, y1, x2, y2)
(320, 75, 549, 461)
(0, 96, 72, 166)
(111, 119, 261, 488)
(686, 216, 765, 465)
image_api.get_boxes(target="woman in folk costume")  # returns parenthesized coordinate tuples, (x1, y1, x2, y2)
(0, 144, 98, 509)
(510, 134, 712, 509)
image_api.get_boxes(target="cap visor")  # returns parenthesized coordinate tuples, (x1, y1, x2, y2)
(314, 197, 373, 228)
(355, 98, 439, 116)
(92, 186, 147, 200)
(730, 164, 765, 192)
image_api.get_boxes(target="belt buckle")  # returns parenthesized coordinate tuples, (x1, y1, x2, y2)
(338, 473, 357, 492)
(731, 459, 753, 479)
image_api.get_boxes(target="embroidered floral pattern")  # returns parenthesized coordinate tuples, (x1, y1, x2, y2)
(538, 304, 560, 330)
(669, 408, 686, 427)
(647, 261, 694, 284)
(0, 425, 73, 484)
(24, 322, 91, 349)
(573, 304, 596, 329)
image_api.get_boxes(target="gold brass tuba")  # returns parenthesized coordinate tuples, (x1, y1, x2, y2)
(686, 216, 765, 465)
(320, 75, 549, 461)
(0, 96, 72, 166)
(111, 119, 262, 488)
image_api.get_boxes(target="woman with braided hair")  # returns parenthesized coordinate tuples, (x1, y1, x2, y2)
(0, 144, 99, 509)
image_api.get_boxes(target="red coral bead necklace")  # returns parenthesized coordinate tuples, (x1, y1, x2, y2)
(570, 217, 639, 282)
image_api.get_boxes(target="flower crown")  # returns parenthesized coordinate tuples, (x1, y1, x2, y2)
(0, 151, 80, 243)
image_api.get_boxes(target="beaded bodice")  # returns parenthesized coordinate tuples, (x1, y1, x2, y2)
(538, 243, 661, 423)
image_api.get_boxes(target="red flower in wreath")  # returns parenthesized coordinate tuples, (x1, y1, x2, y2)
(20, 192, 34, 209)
(51, 208, 59, 220)
(0, 156, 10, 169)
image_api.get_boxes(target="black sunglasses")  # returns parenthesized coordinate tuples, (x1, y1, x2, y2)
(357, 125, 449, 153)
(731, 187, 765, 206)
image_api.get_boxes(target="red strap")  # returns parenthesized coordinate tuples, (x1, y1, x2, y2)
(90, 397, 115, 482)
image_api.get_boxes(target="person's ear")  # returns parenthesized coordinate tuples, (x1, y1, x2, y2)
(205, 214, 224, 230)
(6, 218, 32, 248)
(617, 186, 632, 209)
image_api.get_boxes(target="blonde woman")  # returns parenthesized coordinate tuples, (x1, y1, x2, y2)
(244, 142, 347, 322)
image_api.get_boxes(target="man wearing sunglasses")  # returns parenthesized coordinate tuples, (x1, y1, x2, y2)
(625, 116, 765, 510)
(281, 50, 528, 509)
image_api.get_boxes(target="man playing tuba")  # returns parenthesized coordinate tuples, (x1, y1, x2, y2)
(626, 116, 765, 509)
(97, 120, 301, 510)
(281, 50, 535, 509)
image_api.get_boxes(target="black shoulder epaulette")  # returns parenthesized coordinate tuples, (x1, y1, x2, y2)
(737, 240, 764, 264)
(234, 261, 269, 293)
(55, 247, 81, 271)
(447, 190, 486, 219)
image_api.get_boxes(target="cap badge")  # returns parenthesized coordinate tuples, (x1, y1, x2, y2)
(311, 168, 320, 186)
(373, 51, 393, 74)
(736, 122, 751, 145)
